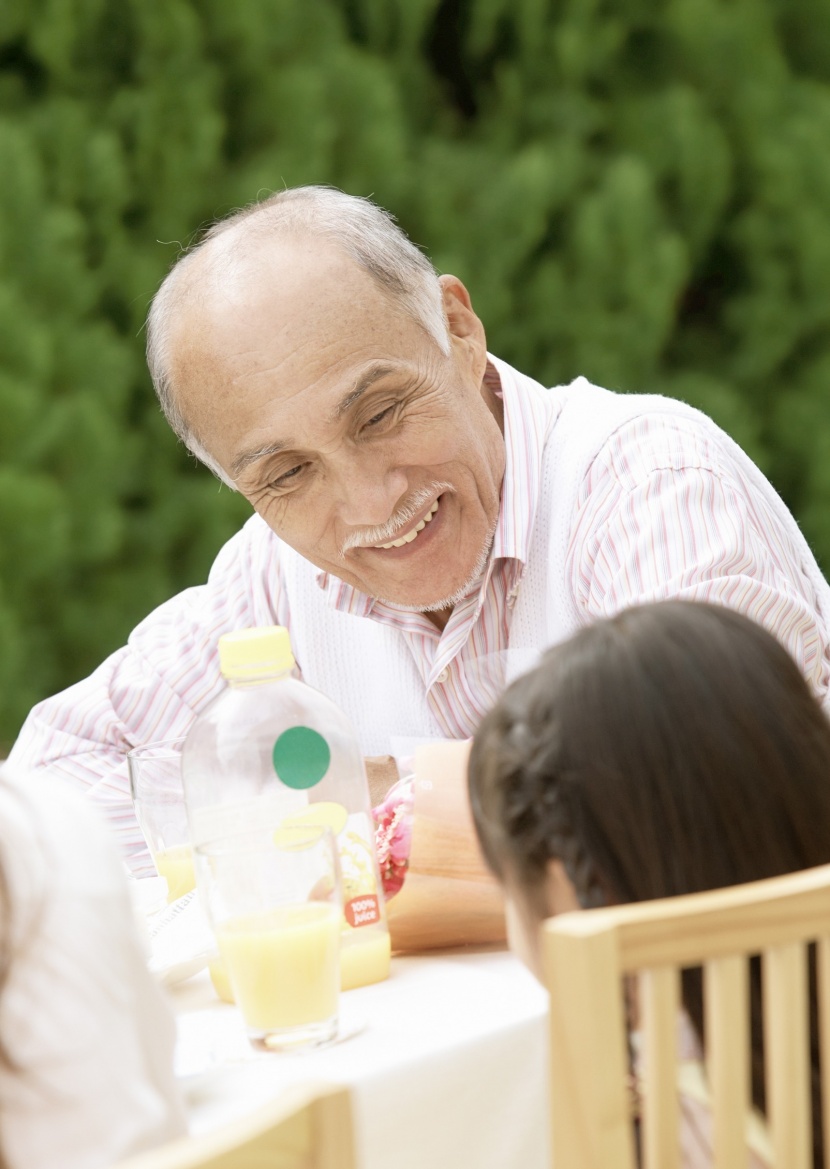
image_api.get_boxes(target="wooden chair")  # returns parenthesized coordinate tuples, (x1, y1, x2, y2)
(112, 1082, 355, 1169)
(543, 862, 830, 1169)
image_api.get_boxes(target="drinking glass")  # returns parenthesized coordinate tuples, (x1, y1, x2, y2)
(127, 738, 194, 903)
(195, 825, 343, 1051)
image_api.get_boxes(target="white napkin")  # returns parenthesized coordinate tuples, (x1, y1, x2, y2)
(146, 890, 217, 985)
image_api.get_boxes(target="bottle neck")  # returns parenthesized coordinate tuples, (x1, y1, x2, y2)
(223, 667, 294, 689)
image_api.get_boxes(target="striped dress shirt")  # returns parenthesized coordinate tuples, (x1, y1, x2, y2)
(10, 356, 830, 873)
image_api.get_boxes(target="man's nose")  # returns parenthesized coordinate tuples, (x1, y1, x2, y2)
(334, 458, 409, 528)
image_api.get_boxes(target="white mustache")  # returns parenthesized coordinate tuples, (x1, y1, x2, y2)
(340, 482, 452, 556)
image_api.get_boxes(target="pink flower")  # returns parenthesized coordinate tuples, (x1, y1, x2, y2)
(372, 777, 415, 900)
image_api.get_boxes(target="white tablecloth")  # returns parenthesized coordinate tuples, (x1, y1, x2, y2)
(170, 946, 550, 1169)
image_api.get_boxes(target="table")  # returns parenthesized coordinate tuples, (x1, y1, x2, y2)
(170, 946, 550, 1169)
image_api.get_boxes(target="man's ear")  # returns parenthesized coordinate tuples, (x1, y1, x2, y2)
(439, 274, 487, 376)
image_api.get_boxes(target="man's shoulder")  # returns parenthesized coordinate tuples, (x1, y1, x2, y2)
(552, 376, 714, 434)
(549, 377, 731, 484)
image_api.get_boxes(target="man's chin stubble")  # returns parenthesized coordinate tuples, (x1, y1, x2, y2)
(372, 521, 497, 615)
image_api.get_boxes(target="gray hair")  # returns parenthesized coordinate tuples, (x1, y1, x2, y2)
(146, 186, 450, 487)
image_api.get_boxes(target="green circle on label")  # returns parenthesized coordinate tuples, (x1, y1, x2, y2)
(272, 726, 331, 790)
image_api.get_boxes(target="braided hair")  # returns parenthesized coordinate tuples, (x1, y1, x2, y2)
(470, 710, 606, 912)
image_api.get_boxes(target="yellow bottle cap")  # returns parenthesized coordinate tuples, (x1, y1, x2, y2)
(218, 626, 295, 680)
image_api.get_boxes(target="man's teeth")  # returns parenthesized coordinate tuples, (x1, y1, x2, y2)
(378, 499, 439, 549)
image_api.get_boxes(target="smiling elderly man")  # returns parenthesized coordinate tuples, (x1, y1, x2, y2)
(10, 186, 830, 873)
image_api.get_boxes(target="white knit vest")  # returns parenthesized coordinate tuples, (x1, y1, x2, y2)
(278, 371, 830, 754)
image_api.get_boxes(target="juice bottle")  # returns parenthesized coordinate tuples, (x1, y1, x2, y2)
(182, 625, 391, 989)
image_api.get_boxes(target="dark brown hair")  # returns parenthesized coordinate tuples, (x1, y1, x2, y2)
(469, 600, 830, 1164)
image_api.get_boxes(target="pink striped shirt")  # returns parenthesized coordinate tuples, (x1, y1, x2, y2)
(10, 358, 830, 873)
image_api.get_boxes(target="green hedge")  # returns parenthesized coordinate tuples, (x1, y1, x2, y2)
(2, 0, 830, 743)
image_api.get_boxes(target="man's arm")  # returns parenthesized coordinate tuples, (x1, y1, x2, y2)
(570, 415, 830, 708)
(9, 516, 287, 874)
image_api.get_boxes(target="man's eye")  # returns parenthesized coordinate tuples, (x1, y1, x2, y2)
(271, 463, 306, 488)
(365, 405, 396, 428)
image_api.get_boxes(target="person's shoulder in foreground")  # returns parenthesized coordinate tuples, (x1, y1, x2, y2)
(0, 765, 186, 1169)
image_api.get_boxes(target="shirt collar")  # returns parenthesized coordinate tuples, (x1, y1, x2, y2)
(486, 352, 554, 564)
(316, 354, 557, 613)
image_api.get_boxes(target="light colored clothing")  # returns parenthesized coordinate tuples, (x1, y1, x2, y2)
(0, 768, 186, 1169)
(10, 356, 830, 874)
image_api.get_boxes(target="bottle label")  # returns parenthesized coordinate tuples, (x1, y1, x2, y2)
(344, 894, 381, 927)
(340, 813, 382, 930)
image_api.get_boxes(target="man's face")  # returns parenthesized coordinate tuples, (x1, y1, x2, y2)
(172, 240, 506, 611)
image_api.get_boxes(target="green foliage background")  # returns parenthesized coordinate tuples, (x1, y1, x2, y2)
(2, 0, 830, 743)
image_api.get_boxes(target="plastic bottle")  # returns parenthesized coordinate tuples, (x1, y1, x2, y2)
(181, 625, 391, 990)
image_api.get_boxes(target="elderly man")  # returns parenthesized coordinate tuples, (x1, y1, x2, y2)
(10, 186, 830, 874)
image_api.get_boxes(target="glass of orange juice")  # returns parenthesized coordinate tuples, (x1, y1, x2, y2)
(128, 739, 234, 1002)
(127, 739, 195, 902)
(195, 825, 343, 1051)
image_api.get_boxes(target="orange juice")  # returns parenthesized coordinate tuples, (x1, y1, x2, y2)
(208, 925, 390, 999)
(208, 957, 235, 1003)
(216, 903, 340, 1031)
(154, 843, 196, 902)
(340, 925, 391, 990)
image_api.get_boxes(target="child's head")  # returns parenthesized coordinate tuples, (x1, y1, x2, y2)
(469, 600, 830, 973)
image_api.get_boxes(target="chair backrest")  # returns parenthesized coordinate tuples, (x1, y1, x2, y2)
(111, 1082, 355, 1169)
(542, 862, 830, 1169)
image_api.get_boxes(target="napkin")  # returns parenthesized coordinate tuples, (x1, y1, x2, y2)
(146, 890, 217, 985)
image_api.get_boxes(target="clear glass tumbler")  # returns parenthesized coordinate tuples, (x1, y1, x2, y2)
(195, 825, 343, 1051)
(128, 738, 194, 902)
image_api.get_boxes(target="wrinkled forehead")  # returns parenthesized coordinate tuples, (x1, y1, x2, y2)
(163, 233, 431, 451)
(178, 229, 379, 329)
(173, 236, 386, 363)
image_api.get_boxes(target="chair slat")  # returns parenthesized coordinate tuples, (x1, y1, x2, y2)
(641, 966, 681, 1169)
(817, 936, 830, 1169)
(704, 955, 749, 1169)
(543, 925, 636, 1169)
(763, 941, 811, 1169)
